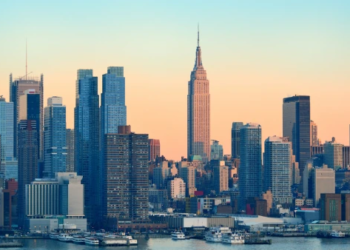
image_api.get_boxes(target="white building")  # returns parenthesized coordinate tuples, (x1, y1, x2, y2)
(313, 165, 335, 207)
(168, 178, 186, 199)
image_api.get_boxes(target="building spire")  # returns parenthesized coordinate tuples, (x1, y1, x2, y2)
(26, 39, 27, 80)
(197, 24, 200, 47)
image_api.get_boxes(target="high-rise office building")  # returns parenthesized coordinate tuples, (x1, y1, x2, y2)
(17, 120, 38, 222)
(211, 140, 223, 160)
(310, 120, 319, 146)
(313, 165, 335, 207)
(44, 97, 66, 178)
(283, 96, 310, 174)
(10, 74, 43, 159)
(263, 136, 292, 204)
(167, 178, 186, 199)
(342, 146, 350, 169)
(187, 31, 210, 162)
(149, 139, 160, 162)
(179, 165, 196, 196)
(324, 137, 343, 170)
(239, 123, 262, 210)
(153, 161, 169, 189)
(0, 97, 17, 180)
(214, 161, 229, 194)
(231, 122, 244, 159)
(103, 126, 149, 223)
(74, 69, 99, 224)
(66, 129, 74, 172)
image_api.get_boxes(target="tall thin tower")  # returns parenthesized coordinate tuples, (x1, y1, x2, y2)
(187, 28, 210, 162)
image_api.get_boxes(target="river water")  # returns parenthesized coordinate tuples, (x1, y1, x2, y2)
(14, 237, 350, 250)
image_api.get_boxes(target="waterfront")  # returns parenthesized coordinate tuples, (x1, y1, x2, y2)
(10, 237, 350, 250)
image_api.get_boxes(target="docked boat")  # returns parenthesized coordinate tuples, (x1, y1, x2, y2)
(205, 227, 232, 243)
(331, 230, 345, 238)
(122, 235, 138, 245)
(49, 232, 59, 240)
(58, 233, 74, 242)
(222, 233, 245, 244)
(85, 237, 100, 245)
(171, 231, 186, 240)
(72, 235, 86, 244)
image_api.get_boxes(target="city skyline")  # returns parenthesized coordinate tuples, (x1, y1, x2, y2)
(1, 1, 350, 160)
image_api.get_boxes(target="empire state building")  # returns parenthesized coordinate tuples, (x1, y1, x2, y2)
(187, 31, 210, 162)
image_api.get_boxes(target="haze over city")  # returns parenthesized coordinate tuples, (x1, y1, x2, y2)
(1, 0, 350, 160)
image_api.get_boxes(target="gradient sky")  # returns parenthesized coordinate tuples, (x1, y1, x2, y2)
(1, 0, 350, 160)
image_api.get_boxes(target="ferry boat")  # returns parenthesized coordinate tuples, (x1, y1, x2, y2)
(72, 235, 86, 244)
(222, 233, 245, 244)
(49, 232, 59, 240)
(122, 235, 138, 245)
(58, 233, 74, 242)
(331, 230, 345, 238)
(171, 231, 186, 240)
(85, 237, 100, 245)
(205, 227, 232, 243)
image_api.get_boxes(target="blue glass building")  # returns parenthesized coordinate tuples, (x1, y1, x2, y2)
(44, 96, 67, 178)
(74, 69, 99, 225)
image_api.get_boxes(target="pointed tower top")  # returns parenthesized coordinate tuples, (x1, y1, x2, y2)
(197, 24, 200, 47)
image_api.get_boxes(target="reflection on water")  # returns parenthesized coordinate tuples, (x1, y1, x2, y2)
(17, 237, 350, 250)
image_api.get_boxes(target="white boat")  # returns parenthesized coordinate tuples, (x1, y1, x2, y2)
(72, 235, 85, 244)
(331, 230, 345, 238)
(205, 227, 232, 243)
(171, 231, 186, 240)
(123, 235, 138, 245)
(58, 233, 74, 242)
(222, 233, 245, 244)
(49, 232, 59, 239)
(85, 237, 100, 245)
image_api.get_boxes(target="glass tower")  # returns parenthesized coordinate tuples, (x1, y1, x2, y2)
(283, 96, 310, 175)
(44, 96, 67, 178)
(74, 69, 99, 225)
(231, 122, 244, 159)
(239, 123, 262, 210)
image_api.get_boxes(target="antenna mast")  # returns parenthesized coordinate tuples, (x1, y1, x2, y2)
(26, 40, 28, 80)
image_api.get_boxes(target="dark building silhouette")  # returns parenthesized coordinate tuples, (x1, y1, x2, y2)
(231, 122, 243, 159)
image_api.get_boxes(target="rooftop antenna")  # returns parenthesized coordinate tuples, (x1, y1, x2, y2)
(26, 39, 28, 80)
(197, 24, 199, 46)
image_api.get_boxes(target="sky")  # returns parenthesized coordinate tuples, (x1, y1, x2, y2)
(1, 0, 350, 161)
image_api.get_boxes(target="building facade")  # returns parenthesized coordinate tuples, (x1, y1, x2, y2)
(149, 139, 160, 162)
(44, 97, 67, 178)
(211, 140, 223, 161)
(239, 123, 262, 210)
(283, 96, 310, 174)
(214, 161, 229, 194)
(263, 136, 292, 204)
(74, 69, 99, 224)
(310, 120, 319, 146)
(187, 32, 210, 162)
(66, 129, 74, 172)
(323, 138, 343, 170)
(168, 178, 186, 199)
(313, 165, 335, 207)
(231, 122, 244, 159)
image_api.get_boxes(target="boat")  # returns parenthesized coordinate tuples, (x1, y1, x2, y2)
(331, 230, 345, 238)
(85, 237, 100, 245)
(72, 235, 85, 244)
(122, 235, 138, 245)
(171, 231, 186, 240)
(49, 232, 59, 239)
(58, 233, 74, 242)
(222, 233, 245, 244)
(205, 227, 232, 243)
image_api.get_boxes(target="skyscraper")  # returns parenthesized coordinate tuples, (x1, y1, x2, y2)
(313, 165, 335, 207)
(17, 120, 38, 222)
(231, 122, 244, 159)
(283, 95, 310, 174)
(187, 31, 210, 162)
(263, 136, 292, 204)
(66, 129, 74, 172)
(211, 140, 223, 160)
(324, 137, 343, 170)
(239, 123, 262, 210)
(149, 139, 160, 162)
(74, 69, 99, 225)
(103, 126, 149, 223)
(214, 161, 229, 194)
(10, 74, 44, 159)
(44, 97, 67, 178)
(310, 120, 319, 146)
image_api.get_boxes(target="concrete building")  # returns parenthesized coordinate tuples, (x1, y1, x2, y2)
(319, 193, 350, 222)
(231, 122, 244, 159)
(179, 165, 196, 196)
(168, 178, 186, 199)
(153, 161, 169, 189)
(44, 97, 67, 178)
(149, 139, 160, 162)
(263, 136, 292, 204)
(103, 126, 149, 223)
(211, 140, 223, 161)
(342, 146, 350, 169)
(302, 160, 314, 199)
(239, 123, 262, 210)
(74, 69, 99, 224)
(310, 120, 319, 146)
(313, 165, 335, 207)
(291, 154, 301, 185)
(10, 74, 44, 159)
(283, 96, 310, 174)
(324, 137, 343, 170)
(214, 161, 229, 194)
(187, 31, 210, 162)
(66, 129, 74, 172)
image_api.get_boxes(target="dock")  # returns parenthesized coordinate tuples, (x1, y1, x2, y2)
(0, 241, 23, 248)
